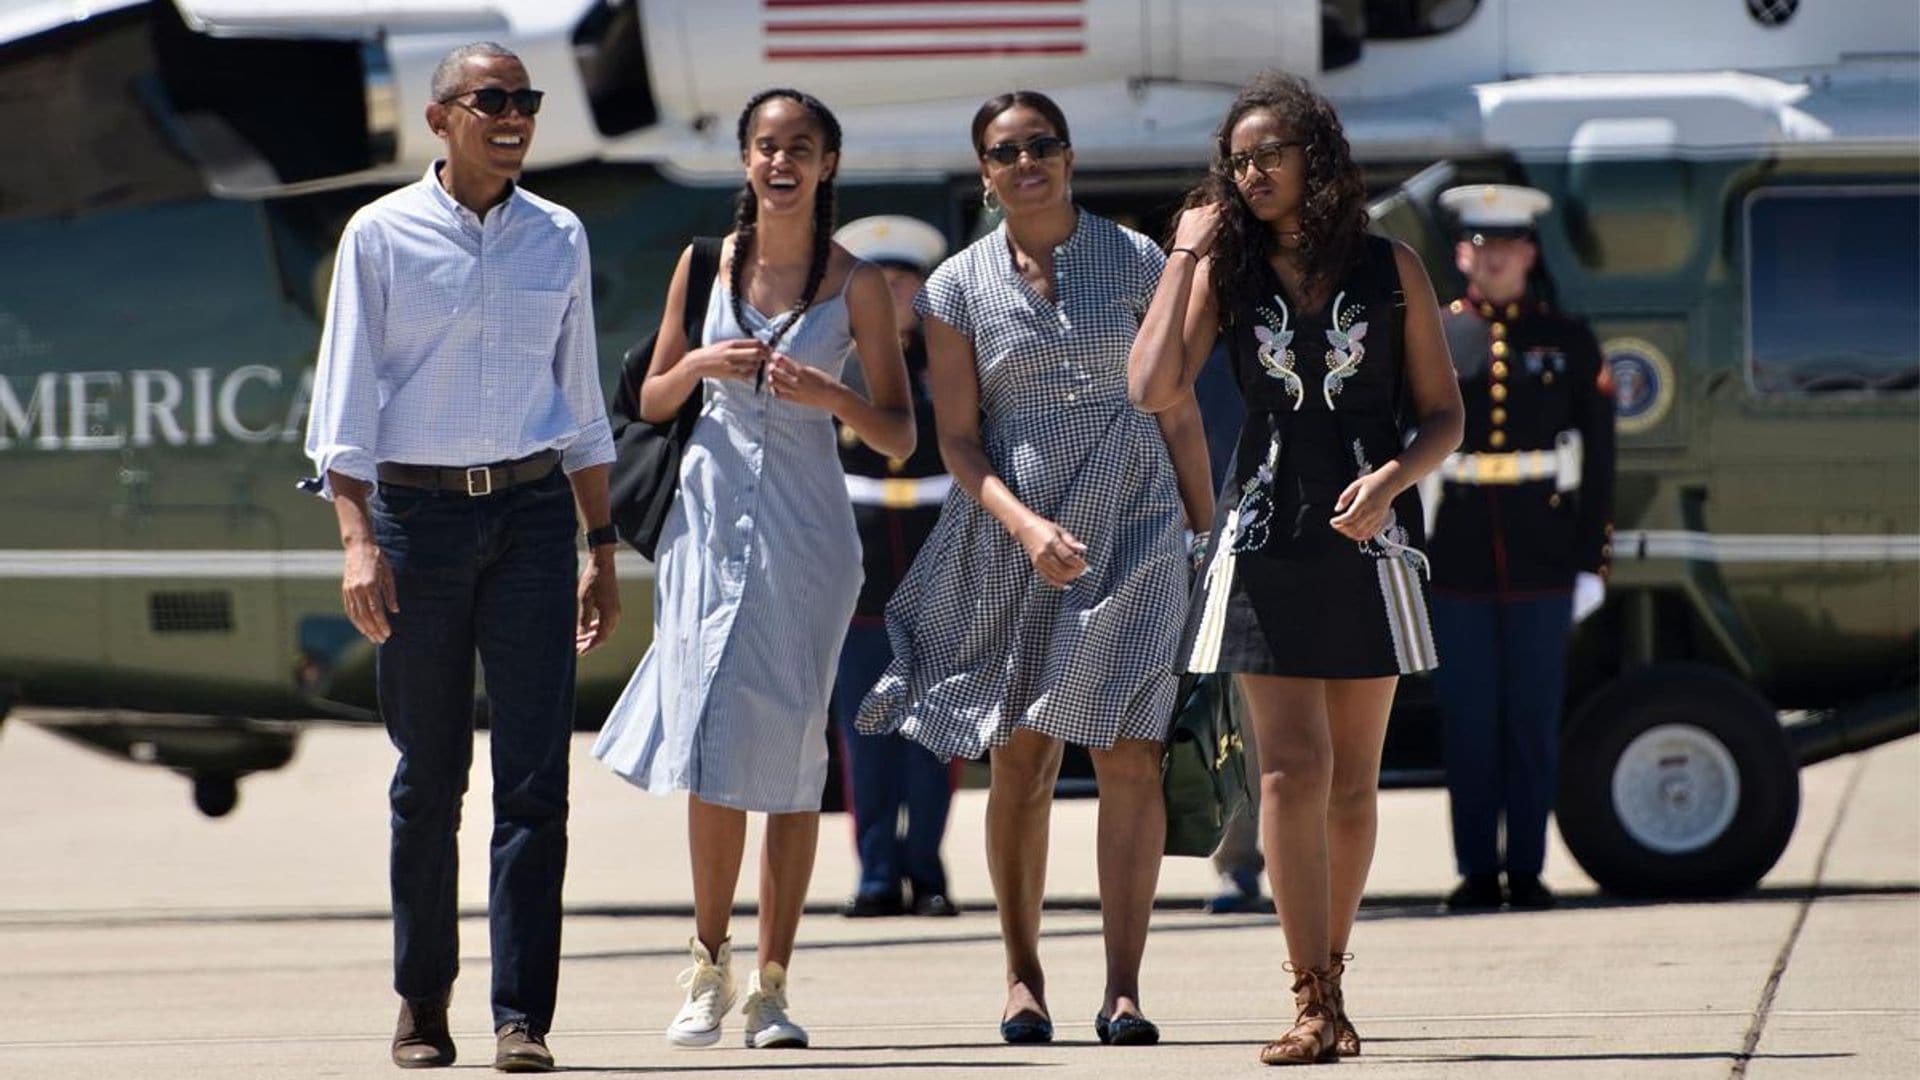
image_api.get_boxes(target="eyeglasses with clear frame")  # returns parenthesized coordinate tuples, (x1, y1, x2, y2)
(1227, 140, 1306, 179)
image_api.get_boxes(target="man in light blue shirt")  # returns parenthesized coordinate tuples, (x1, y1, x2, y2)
(303, 41, 617, 1073)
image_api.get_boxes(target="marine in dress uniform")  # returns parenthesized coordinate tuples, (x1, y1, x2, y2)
(1427, 185, 1616, 911)
(826, 215, 961, 918)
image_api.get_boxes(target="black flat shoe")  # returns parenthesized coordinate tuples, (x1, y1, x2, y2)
(1094, 1013, 1160, 1046)
(1445, 873, 1504, 911)
(999, 1014, 1053, 1044)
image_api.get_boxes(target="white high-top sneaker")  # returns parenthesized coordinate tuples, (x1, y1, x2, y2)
(665, 937, 735, 1047)
(742, 961, 809, 1049)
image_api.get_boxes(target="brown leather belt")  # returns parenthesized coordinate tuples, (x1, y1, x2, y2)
(376, 450, 560, 497)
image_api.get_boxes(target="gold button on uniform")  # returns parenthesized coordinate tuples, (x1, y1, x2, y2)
(1489, 430, 1507, 448)
(1543, 371, 1555, 385)
(1491, 407, 1507, 425)
(1548, 493, 1562, 509)
(1491, 361, 1508, 379)
(1490, 323, 1506, 340)
(1490, 384, 1508, 402)
(1490, 340, 1509, 358)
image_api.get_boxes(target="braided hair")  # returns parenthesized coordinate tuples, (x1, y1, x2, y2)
(729, 87, 842, 352)
(1196, 72, 1368, 322)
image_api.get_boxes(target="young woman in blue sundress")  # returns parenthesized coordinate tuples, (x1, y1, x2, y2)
(592, 88, 913, 1050)
(859, 91, 1215, 1047)
(1129, 73, 1463, 1066)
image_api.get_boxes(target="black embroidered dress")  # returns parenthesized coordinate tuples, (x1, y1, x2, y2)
(1180, 235, 1438, 677)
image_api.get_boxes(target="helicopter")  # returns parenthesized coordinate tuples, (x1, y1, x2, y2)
(1, 0, 1913, 896)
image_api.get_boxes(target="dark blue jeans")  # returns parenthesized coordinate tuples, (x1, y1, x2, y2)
(372, 468, 578, 1036)
(830, 621, 953, 900)
(1429, 592, 1573, 879)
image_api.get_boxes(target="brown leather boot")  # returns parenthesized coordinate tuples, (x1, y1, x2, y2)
(1258, 964, 1339, 1066)
(1327, 952, 1360, 1057)
(391, 997, 454, 1068)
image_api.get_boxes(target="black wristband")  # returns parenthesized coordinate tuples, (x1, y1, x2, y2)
(585, 524, 620, 549)
(1171, 247, 1204, 260)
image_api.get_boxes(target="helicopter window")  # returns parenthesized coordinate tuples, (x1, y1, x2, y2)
(1746, 187, 1920, 396)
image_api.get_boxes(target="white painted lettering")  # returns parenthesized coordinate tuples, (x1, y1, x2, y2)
(280, 367, 315, 443)
(130, 370, 187, 448)
(190, 368, 215, 445)
(217, 365, 282, 444)
(0, 372, 59, 450)
(66, 371, 126, 450)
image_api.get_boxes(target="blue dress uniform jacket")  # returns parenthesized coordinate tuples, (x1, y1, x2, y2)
(1431, 295, 1616, 596)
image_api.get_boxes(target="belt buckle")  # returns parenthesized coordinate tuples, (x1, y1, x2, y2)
(465, 466, 493, 497)
(1479, 453, 1521, 484)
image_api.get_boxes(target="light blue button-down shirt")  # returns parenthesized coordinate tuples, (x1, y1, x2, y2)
(304, 163, 614, 496)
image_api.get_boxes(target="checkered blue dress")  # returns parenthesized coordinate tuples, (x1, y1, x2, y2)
(856, 213, 1188, 760)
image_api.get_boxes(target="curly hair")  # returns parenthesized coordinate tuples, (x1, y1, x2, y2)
(1195, 72, 1368, 322)
(730, 88, 842, 351)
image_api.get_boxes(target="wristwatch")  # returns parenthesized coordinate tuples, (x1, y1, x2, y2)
(585, 523, 620, 549)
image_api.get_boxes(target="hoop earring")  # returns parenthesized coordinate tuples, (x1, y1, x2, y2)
(981, 186, 1001, 213)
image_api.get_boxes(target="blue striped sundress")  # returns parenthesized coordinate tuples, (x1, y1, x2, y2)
(592, 276, 864, 812)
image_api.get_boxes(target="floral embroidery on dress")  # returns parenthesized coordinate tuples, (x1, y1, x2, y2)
(1253, 295, 1305, 411)
(1348, 439, 1430, 578)
(1322, 291, 1368, 410)
(1229, 432, 1283, 554)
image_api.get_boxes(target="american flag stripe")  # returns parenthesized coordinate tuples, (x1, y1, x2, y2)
(763, 0, 1085, 61)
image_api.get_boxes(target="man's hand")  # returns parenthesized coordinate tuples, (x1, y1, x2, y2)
(342, 538, 398, 644)
(576, 547, 621, 654)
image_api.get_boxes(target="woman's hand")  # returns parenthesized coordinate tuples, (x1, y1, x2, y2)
(1170, 203, 1223, 259)
(1330, 470, 1399, 540)
(1016, 517, 1089, 589)
(685, 338, 769, 382)
(766, 354, 848, 410)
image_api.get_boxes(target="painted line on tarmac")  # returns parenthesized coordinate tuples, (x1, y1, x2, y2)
(6, 1008, 1913, 1052)
(1727, 753, 1869, 1079)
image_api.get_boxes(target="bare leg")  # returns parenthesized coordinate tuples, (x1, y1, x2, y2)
(986, 728, 1065, 1021)
(757, 810, 821, 970)
(1324, 677, 1397, 954)
(688, 796, 748, 955)
(1239, 675, 1334, 969)
(1089, 738, 1167, 1019)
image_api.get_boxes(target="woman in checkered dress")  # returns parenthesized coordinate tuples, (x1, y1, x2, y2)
(1128, 73, 1464, 1066)
(858, 91, 1214, 1047)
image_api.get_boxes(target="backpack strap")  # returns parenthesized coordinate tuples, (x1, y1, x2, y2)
(682, 236, 723, 345)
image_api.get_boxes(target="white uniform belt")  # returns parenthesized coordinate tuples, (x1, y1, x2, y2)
(1441, 430, 1583, 492)
(844, 473, 953, 508)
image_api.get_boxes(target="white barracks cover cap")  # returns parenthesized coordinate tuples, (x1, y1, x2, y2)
(834, 215, 948, 274)
(1438, 184, 1553, 242)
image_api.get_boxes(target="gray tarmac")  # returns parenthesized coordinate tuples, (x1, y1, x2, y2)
(0, 711, 1914, 1079)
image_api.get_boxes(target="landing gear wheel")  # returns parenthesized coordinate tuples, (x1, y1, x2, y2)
(1558, 663, 1799, 898)
(192, 772, 240, 818)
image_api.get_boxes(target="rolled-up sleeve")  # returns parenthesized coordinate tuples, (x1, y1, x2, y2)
(304, 216, 387, 498)
(554, 224, 615, 472)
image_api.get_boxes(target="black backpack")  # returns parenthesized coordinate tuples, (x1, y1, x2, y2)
(608, 237, 722, 558)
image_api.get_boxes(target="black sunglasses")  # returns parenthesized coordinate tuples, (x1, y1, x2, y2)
(440, 87, 545, 117)
(1227, 140, 1306, 178)
(983, 136, 1070, 166)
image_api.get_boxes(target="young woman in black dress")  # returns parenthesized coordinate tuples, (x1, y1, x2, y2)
(1128, 72, 1463, 1066)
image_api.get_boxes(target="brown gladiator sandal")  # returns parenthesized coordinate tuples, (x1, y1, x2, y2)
(1327, 952, 1360, 1057)
(1259, 963, 1340, 1066)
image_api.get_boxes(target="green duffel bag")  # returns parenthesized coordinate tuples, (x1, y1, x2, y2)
(1162, 672, 1252, 857)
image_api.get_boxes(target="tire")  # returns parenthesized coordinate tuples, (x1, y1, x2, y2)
(1557, 663, 1799, 898)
